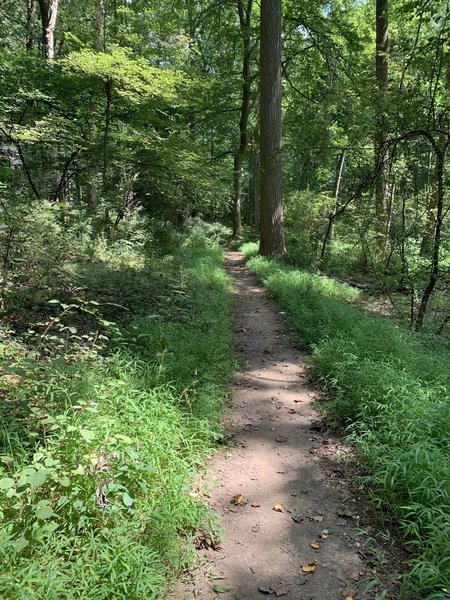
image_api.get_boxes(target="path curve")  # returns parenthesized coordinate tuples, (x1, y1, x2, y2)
(179, 251, 366, 600)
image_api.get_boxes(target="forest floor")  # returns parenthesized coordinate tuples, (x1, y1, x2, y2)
(176, 251, 393, 600)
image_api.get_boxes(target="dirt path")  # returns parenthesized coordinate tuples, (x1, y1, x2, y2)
(178, 252, 366, 600)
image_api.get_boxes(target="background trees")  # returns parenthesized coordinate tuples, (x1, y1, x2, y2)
(1, 0, 450, 328)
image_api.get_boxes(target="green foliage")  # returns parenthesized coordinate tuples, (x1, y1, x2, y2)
(0, 243, 234, 598)
(242, 247, 450, 600)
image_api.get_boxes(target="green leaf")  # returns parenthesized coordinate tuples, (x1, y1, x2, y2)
(27, 470, 49, 488)
(0, 477, 15, 490)
(115, 434, 133, 444)
(13, 537, 29, 553)
(80, 429, 96, 442)
(122, 492, 134, 507)
(212, 584, 231, 593)
(36, 506, 56, 520)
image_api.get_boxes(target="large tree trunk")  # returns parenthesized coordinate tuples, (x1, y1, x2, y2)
(375, 0, 390, 246)
(259, 0, 286, 256)
(248, 145, 260, 229)
(37, 0, 59, 60)
(232, 0, 253, 239)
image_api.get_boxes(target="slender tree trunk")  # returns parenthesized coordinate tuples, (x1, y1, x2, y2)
(102, 78, 113, 194)
(38, 0, 62, 203)
(318, 150, 346, 270)
(375, 0, 390, 245)
(259, 0, 286, 256)
(232, 0, 253, 239)
(26, 0, 36, 51)
(415, 138, 448, 330)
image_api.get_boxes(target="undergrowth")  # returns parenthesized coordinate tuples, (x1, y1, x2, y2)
(242, 242, 450, 600)
(0, 237, 234, 598)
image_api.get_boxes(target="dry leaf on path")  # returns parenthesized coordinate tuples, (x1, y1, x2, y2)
(310, 542, 320, 550)
(251, 502, 261, 508)
(301, 564, 316, 574)
(276, 436, 288, 443)
(258, 584, 273, 594)
(273, 503, 284, 512)
(231, 494, 247, 506)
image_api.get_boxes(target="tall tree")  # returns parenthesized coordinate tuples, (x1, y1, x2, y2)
(375, 0, 390, 244)
(232, 0, 254, 239)
(37, 0, 59, 60)
(259, 0, 286, 256)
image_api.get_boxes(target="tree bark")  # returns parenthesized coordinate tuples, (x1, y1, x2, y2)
(232, 0, 253, 239)
(259, 0, 286, 256)
(375, 0, 390, 245)
(248, 145, 260, 229)
(37, 0, 59, 60)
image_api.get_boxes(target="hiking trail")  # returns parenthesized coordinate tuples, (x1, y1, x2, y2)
(177, 251, 370, 600)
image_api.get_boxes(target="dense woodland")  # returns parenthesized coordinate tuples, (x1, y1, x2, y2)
(0, 0, 449, 598)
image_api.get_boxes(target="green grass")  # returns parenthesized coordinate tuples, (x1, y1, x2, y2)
(0, 245, 234, 599)
(242, 242, 450, 600)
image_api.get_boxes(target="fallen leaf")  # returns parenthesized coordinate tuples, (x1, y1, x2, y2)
(251, 502, 261, 508)
(310, 542, 320, 550)
(210, 572, 225, 580)
(301, 564, 316, 574)
(271, 585, 290, 597)
(343, 595, 354, 600)
(212, 583, 231, 593)
(273, 503, 284, 512)
(309, 447, 318, 454)
(292, 511, 303, 523)
(320, 529, 328, 539)
(276, 436, 288, 443)
(231, 494, 247, 506)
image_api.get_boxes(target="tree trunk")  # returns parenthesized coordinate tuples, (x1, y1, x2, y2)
(249, 146, 260, 229)
(319, 150, 346, 270)
(102, 78, 113, 194)
(259, 0, 286, 256)
(94, 0, 104, 52)
(232, 0, 253, 239)
(375, 0, 390, 245)
(37, 0, 59, 60)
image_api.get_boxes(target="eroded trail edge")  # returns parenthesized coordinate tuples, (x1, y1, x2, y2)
(180, 251, 367, 600)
